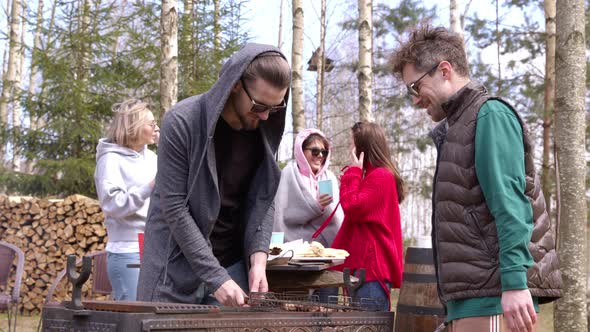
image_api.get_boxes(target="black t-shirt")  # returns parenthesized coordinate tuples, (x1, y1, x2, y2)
(210, 117, 263, 267)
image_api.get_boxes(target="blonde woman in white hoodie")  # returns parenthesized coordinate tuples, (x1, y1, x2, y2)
(94, 99, 159, 301)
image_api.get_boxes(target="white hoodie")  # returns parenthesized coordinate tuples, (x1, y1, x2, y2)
(94, 138, 157, 252)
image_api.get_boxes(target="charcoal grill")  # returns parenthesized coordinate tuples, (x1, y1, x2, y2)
(40, 255, 394, 331)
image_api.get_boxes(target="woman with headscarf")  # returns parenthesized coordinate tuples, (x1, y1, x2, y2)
(273, 129, 344, 247)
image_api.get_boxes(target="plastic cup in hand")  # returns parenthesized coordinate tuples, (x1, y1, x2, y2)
(138, 232, 144, 260)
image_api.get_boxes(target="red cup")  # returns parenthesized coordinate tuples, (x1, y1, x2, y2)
(138, 232, 144, 260)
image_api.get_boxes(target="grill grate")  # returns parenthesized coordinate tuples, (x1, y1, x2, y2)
(248, 291, 385, 312)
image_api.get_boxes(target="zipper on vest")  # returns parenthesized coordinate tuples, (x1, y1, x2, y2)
(431, 147, 447, 309)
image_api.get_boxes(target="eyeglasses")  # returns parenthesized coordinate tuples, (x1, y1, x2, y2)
(406, 63, 440, 97)
(147, 120, 158, 129)
(304, 148, 329, 158)
(240, 78, 287, 114)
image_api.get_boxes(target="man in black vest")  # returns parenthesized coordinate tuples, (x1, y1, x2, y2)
(390, 26, 561, 332)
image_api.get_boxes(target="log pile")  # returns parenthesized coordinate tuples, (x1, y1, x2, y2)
(0, 194, 108, 314)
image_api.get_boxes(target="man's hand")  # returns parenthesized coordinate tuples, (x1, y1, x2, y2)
(501, 289, 536, 332)
(213, 279, 248, 307)
(249, 252, 268, 293)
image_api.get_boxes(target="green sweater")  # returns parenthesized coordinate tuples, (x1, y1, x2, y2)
(445, 100, 539, 321)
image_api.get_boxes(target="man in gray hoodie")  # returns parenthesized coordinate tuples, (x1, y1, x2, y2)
(137, 44, 290, 306)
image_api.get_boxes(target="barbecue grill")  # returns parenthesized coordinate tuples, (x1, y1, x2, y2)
(40, 255, 394, 331)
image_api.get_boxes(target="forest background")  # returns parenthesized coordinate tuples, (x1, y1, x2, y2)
(0, 0, 588, 329)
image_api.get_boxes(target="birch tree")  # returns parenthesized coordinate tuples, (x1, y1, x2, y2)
(542, 0, 556, 212)
(316, 0, 326, 130)
(27, 0, 44, 132)
(358, 0, 373, 122)
(449, 0, 463, 37)
(553, 0, 587, 330)
(213, 0, 220, 72)
(277, 0, 284, 49)
(494, 0, 502, 94)
(11, 0, 26, 171)
(291, 0, 305, 140)
(179, 0, 194, 99)
(161, 0, 178, 113)
(0, 0, 23, 164)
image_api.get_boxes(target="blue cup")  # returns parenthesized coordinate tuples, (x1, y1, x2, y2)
(270, 232, 285, 245)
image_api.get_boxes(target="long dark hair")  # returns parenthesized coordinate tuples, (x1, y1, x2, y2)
(352, 122, 406, 203)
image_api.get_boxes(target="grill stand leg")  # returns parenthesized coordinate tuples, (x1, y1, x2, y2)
(65, 255, 92, 310)
(343, 268, 365, 301)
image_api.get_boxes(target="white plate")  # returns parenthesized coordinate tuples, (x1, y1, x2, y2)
(291, 257, 346, 263)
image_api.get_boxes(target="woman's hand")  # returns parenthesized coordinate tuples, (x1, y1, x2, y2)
(318, 193, 333, 208)
(349, 147, 364, 169)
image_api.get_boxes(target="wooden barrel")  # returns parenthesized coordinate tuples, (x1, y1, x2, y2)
(394, 247, 446, 332)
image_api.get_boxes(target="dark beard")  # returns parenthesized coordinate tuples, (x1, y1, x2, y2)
(231, 95, 259, 131)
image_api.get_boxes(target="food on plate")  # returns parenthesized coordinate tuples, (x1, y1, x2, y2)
(294, 241, 349, 258)
(269, 246, 283, 255)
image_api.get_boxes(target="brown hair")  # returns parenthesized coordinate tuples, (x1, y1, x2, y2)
(107, 99, 151, 148)
(352, 122, 406, 203)
(242, 52, 291, 89)
(390, 25, 469, 79)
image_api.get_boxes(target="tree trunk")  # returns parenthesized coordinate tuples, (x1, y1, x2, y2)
(25, 0, 41, 173)
(28, 0, 44, 132)
(450, 0, 463, 37)
(0, 0, 23, 165)
(36, 0, 57, 133)
(542, 0, 556, 214)
(12, 1, 26, 171)
(180, 0, 194, 95)
(315, 0, 326, 130)
(213, 0, 220, 72)
(182, 0, 194, 46)
(291, 0, 304, 145)
(553, 0, 587, 330)
(495, 0, 502, 94)
(1, 0, 10, 82)
(160, 0, 178, 113)
(79, 0, 91, 82)
(358, 0, 373, 123)
(277, 0, 284, 49)
(112, 0, 127, 57)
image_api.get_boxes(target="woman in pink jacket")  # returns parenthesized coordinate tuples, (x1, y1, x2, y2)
(329, 122, 405, 311)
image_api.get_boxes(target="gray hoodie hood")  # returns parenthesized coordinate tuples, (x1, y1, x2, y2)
(96, 138, 143, 160)
(202, 43, 289, 151)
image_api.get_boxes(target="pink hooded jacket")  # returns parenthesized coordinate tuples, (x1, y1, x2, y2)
(273, 129, 344, 246)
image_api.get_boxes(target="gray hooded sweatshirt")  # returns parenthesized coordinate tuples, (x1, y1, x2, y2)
(137, 44, 289, 303)
(94, 138, 157, 244)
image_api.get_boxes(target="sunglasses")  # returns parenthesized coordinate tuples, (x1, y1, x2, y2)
(240, 78, 287, 114)
(304, 148, 329, 158)
(406, 63, 440, 97)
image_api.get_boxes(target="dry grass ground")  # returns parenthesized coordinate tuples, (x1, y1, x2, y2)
(0, 313, 41, 332)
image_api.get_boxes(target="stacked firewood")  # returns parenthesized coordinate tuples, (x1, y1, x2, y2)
(0, 194, 108, 314)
